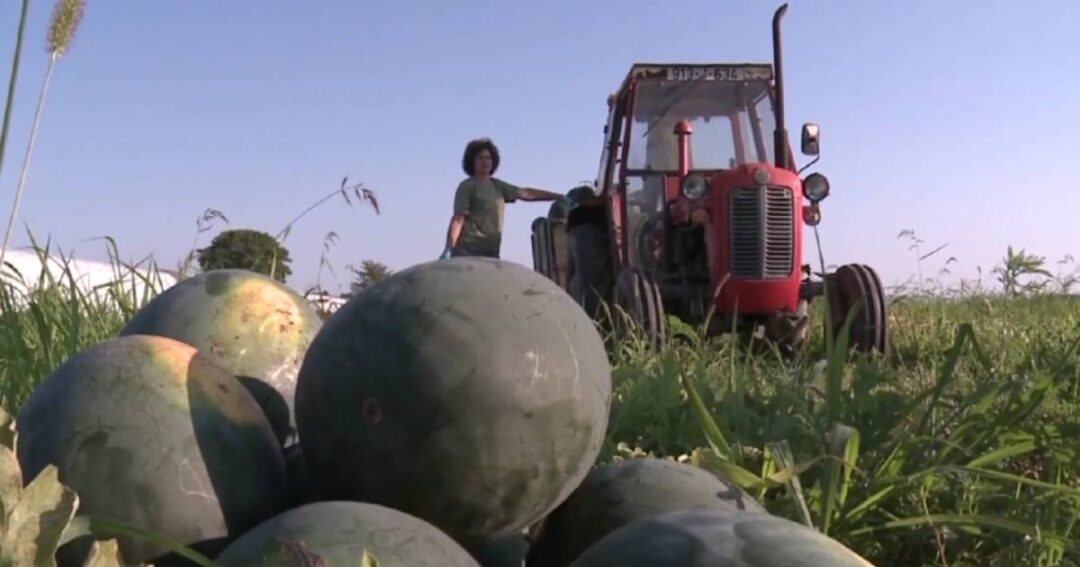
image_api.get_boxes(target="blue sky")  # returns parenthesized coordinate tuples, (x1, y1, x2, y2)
(0, 0, 1076, 294)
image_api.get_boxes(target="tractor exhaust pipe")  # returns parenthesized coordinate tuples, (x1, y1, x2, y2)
(772, 3, 788, 170)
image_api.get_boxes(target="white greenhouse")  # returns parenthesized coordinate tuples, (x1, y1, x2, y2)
(0, 248, 179, 309)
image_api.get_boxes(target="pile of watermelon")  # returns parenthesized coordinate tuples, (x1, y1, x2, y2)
(12, 258, 875, 566)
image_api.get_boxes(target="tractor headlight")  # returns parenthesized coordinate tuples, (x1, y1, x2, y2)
(681, 174, 707, 200)
(802, 173, 830, 203)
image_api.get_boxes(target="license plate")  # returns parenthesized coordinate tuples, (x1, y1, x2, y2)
(665, 65, 771, 82)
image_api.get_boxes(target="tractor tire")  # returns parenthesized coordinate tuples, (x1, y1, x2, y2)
(614, 268, 667, 349)
(569, 219, 613, 321)
(825, 264, 889, 356)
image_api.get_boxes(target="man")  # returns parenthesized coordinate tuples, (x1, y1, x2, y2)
(442, 138, 569, 259)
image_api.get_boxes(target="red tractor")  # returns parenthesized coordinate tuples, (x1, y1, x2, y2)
(530, 4, 888, 356)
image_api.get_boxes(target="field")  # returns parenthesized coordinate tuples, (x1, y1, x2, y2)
(1, 241, 1078, 566)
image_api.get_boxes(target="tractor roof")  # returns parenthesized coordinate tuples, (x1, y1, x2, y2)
(615, 63, 774, 96)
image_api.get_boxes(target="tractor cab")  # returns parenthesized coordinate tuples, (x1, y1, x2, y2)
(624, 65, 777, 177)
(609, 64, 792, 275)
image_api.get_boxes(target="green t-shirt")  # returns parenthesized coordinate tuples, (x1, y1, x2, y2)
(453, 176, 522, 254)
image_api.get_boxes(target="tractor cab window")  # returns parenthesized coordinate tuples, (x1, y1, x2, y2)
(625, 79, 776, 172)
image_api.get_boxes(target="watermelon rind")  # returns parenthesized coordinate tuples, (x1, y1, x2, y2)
(15, 334, 286, 565)
(568, 507, 876, 567)
(526, 457, 766, 566)
(214, 500, 481, 566)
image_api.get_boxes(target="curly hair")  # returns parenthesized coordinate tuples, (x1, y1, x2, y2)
(462, 138, 500, 176)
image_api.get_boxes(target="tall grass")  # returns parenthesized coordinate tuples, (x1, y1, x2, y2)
(601, 282, 1080, 565)
(0, 232, 170, 411)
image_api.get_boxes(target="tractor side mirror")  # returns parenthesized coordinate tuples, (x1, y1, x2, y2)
(801, 123, 820, 156)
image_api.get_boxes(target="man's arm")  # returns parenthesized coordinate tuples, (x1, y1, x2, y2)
(446, 213, 466, 249)
(496, 179, 568, 205)
(442, 181, 471, 257)
(518, 187, 566, 202)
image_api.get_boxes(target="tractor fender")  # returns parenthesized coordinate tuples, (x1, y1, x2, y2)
(566, 204, 608, 230)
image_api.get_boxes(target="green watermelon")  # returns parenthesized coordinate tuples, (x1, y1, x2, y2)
(568, 508, 875, 567)
(465, 532, 530, 567)
(294, 257, 612, 543)
(213, 501, 481, 566)
(283, 442, 324, 510)
(527, 457, 766, 566)
(119, 268, 323, 446)
(15, 334, 286, 565)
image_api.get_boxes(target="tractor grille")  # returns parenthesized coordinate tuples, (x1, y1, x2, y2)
(728, 186, 794, 279)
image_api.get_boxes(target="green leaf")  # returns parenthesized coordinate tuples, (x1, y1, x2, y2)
(80, 539, 124, 567)
(914, 323, 971, 437)
(57, 516, 90, 548)
(825, 299, 860, 426)
(0, 446, 22, 534)
(681, 373, 735, 462)
(965, 440, 1037, 469)
(843, 484, 898, 524)
(0, 408, 14, 451)
(849, 513, 1080, 554)
(69, 515, 222, 567)
(690, 447, 767, 490)
(936, 465, 1080, 498)
(767, 441, 814, 530)
(820, 423, 861, 535)
(0, 465, 78, 567)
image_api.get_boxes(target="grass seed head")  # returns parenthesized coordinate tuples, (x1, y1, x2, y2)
(47, 0, 85, 58)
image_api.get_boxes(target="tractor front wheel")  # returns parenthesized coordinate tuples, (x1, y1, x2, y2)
(614, 268, 667, 349)
(824, 264, 889, 356)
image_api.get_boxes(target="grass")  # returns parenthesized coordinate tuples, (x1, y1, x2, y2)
(0, 237, 1078, 566)
(600, 285, 1080, 566)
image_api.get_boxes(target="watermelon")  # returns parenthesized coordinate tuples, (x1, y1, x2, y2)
(283, 443, 324, 510)
(294, 257, 612, 542)
(14, 334, 286, 565)
(568, 508, 875, 567)
(118, 268, 323, 446)
(465, 532, 530, 567)
(213, 501, 481, 566)
(526, 457, 766, 566)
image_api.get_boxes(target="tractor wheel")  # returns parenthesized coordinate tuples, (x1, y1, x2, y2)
(568, 219, 613, 321)
(614, 268, 667, 349)
(825, 264, 889, 356)
(635, 214, 665, 274)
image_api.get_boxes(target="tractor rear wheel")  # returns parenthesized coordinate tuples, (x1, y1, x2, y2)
(824, 264, 889, 356)
(614, 268, 666, 349)
(568, 217, 613, 320)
